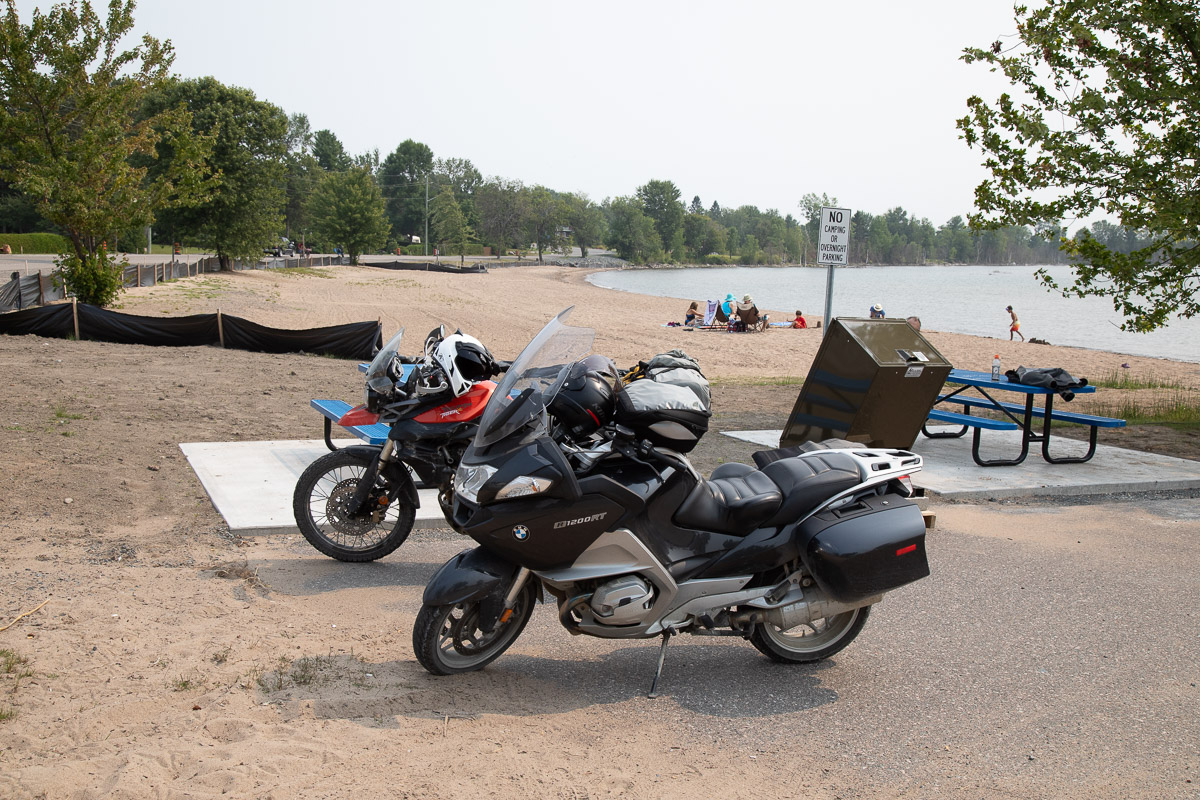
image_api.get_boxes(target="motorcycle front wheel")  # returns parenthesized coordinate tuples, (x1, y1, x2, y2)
(412, 581, 538, 675)
(292, 449, 416, 562)
(749, 604, 870, 663)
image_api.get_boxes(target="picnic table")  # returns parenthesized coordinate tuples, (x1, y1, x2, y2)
(923, 368, 1124, 466)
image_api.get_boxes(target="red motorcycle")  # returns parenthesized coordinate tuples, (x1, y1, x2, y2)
(292, 326, 504, 561)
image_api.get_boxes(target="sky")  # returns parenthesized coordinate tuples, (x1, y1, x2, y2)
(15, 0, 1023, 227)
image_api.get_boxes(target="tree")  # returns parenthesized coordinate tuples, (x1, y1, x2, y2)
(312, 129, 350, 171)
(564, 193, 604, 257)
(524, 186, 565, 263)
(144, 76, 288, 269)
(283, 113, 319, 244)
(307, 167, 389, 265)
(0, 0, 209, 303)
(636, 179, 684, 257)
(475, 177, 527, 257)
(604, 197, 662, 263)
(378, 139, 434, 240)
(959, 0, 1200, 331)
(688, 195, 704, 215)
(430, 187, 473, 265)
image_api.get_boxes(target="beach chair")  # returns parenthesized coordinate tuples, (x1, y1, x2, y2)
(699, 303, 731, 331)
(735, 303, 768, 332)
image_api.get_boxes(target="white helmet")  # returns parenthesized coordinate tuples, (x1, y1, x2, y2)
(432, 332, 496, 396)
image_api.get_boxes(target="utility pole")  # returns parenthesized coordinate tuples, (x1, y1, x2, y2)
(424, 175, 429, 257)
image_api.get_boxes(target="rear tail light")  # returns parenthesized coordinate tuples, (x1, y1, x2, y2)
(895, 474, 913, 496)
(896, 543, 918, 556)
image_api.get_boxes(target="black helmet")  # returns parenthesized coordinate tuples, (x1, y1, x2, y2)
(549, 355, 618, 441)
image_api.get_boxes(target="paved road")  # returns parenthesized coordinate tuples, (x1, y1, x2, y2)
(0, 252, 209, 276)
(253, 495, 1200, 797)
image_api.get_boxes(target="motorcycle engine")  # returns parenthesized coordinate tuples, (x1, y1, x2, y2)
(590, 576, 654, 625)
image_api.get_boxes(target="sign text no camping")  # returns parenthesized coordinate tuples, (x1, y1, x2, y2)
(818, 207, 851, 266)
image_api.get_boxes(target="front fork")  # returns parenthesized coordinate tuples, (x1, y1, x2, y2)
(497, 567, 532, 625)
(347, 440, 395, 517)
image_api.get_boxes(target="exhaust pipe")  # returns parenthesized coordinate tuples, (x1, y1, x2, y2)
(731, 590, 882, 630)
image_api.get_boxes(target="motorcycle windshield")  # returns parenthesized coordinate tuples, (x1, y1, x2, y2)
(365, 328, 405, 394)
(475, 307, 594, 447)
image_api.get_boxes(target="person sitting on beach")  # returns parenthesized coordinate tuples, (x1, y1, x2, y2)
(721, 293, 737, 320)
(869, 303, 886, 319)
(791, 310, 807, 329)
(684, 301, 699, 327)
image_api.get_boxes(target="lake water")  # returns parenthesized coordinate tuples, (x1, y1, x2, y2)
(587, 265, 1200, 364)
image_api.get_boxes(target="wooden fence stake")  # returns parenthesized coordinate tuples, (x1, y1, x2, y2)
(217, 308, 225, 348)
(72, 296, 79, 340)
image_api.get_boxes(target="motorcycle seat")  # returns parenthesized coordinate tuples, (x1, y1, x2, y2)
(673, 468, 783, 535)
(759, 453, 863, 526)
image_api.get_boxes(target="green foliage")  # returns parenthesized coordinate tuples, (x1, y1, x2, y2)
(564, 193, 604, 258)
(636, 179, 684, 253)
(143, 77, 287, 268)
(307, 167, 390, 265)
(475, 178, 527, 257)
(604, 197, 663, 263)
(0, 0, 211, 262)
(525, 185, 565, 263)
(959, 0, 1200, 331)
(55, 247, 125, 306)
(0, 232, 71, 254)
(312, 129, 350, 171)
(379, 139, 434, 239)
(430, 187, 474, 263)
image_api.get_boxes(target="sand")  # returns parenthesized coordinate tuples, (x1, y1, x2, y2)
(1, 263, 1198, 799)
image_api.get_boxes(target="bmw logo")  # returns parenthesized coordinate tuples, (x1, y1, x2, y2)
(512, 525, 530, 541)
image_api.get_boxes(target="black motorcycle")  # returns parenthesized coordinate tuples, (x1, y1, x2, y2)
(412, 308, 930, 694)
(292, 326, 504, 562)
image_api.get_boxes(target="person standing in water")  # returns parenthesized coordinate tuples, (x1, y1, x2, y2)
(1006, 305, 1024, 341)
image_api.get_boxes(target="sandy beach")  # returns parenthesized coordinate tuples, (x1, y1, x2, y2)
(2, 263, 1198, 799)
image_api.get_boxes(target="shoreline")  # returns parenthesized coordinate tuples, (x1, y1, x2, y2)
(48, 262, 1200, 391)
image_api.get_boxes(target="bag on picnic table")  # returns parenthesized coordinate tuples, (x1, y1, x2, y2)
(1004, 366, 1088, 401)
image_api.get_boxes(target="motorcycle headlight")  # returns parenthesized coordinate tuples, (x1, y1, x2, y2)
(455, 464, 497, 504)
(495, 476, 554, 500)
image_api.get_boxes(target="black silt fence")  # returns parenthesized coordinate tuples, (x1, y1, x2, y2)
(0, 302, 381, 360)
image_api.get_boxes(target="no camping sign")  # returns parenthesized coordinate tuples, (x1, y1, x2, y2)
(818, 207, 851, 266)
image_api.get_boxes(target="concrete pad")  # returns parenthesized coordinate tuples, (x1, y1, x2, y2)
(180, 440, 445, 535)
(722, 428, 1200, 500)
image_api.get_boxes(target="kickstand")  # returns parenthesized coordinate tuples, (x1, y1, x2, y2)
(647, 628, 674, 699)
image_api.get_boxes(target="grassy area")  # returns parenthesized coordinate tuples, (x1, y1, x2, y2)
(275, 266, 333, 279)
(709, 376, 805, 387)
(148, 244, 209, 256)
(1088, 391, 1200, 425)
(1089, 369, 1188, 391)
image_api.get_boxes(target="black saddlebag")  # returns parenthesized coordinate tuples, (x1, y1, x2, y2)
(615, 380, 710, 452)
(797, 493, 928, 603)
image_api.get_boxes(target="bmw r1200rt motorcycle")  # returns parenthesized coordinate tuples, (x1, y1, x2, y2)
(412, 308, 930, 694)
(293, 325, 505, 562)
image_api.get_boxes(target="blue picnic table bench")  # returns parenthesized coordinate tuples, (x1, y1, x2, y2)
(923, 368, 1124, 466)
(310, 363, 415, 450)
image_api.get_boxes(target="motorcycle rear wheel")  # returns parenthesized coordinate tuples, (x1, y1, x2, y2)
(292, 449, 416, 562)
(749, 604, 870, 663)
(412, 582, 538, 675)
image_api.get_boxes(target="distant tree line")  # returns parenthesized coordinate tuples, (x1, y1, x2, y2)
(0, 0, 1167, 311)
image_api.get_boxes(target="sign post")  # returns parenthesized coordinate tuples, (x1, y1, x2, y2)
(817, 206, 851, 336)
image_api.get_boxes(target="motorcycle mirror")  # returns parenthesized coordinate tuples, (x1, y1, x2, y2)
(424, 325, 445, 354)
